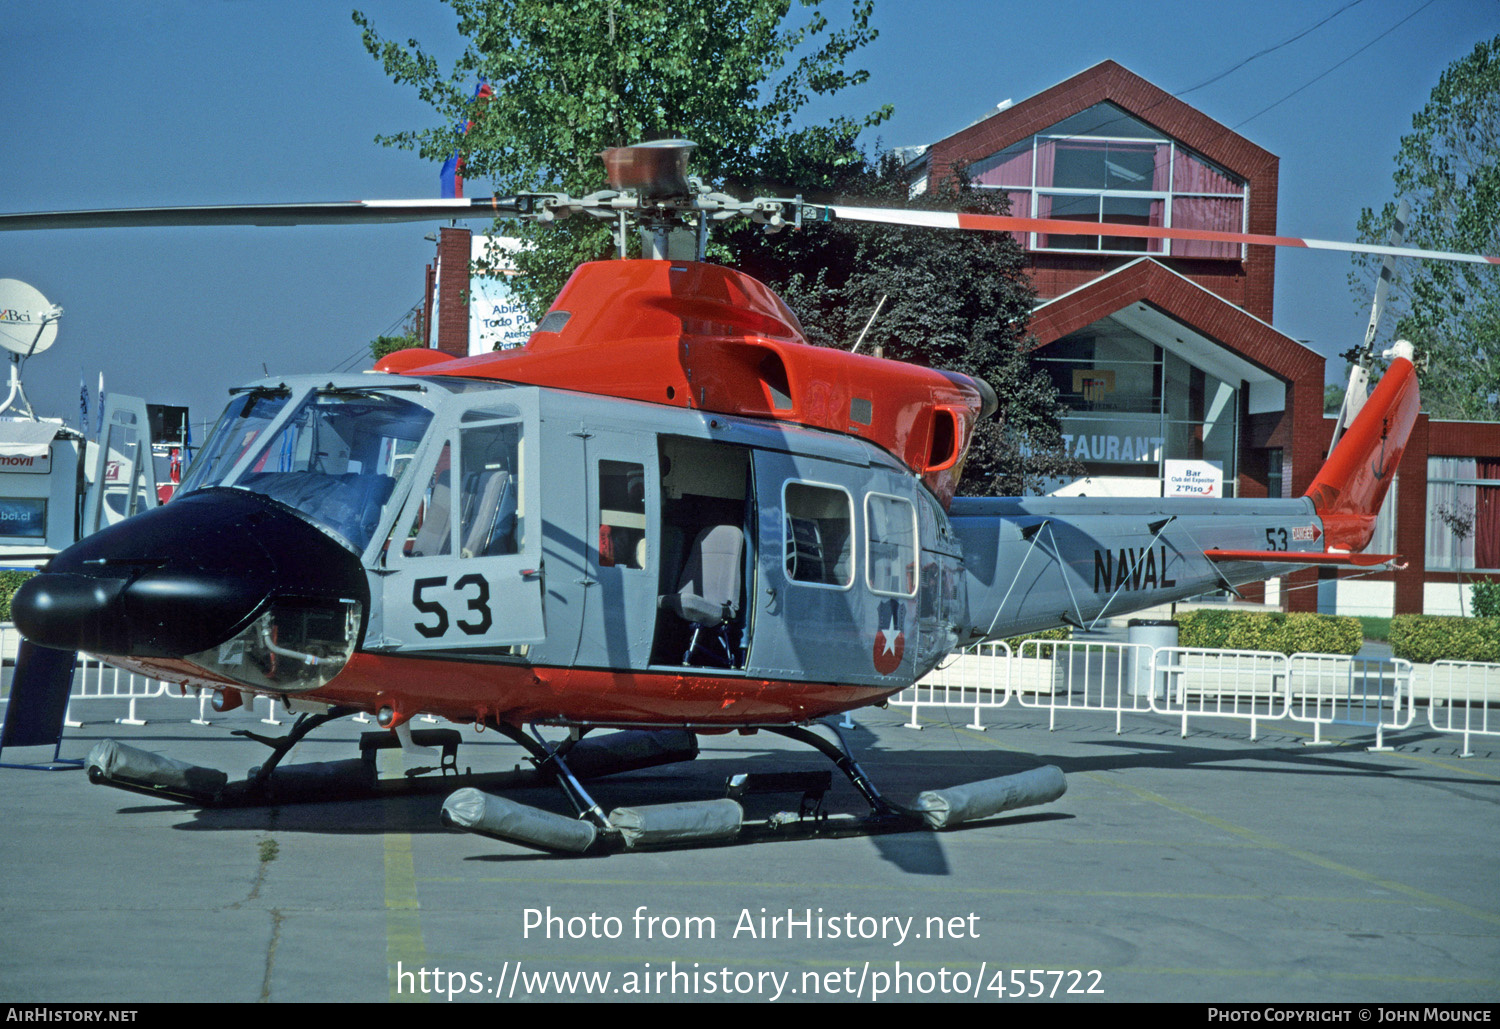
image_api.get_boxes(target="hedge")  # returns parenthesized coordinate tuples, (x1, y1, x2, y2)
(0, 570, 34, 623)
(1473, 580, 1500, 619)
(1176, 609, 1363, 656)
(1002, 625, 1071, 657)
(1389, 615, 1500, 664)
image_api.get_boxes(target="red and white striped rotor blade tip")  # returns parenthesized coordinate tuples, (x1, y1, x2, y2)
(827, 206, 1500, 267)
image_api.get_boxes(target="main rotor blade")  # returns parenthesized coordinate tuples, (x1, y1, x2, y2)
(0, 197, 531, 232)
(825, 206, 1500, 267)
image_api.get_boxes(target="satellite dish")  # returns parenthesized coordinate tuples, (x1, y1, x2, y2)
(0, 279, 61, 358)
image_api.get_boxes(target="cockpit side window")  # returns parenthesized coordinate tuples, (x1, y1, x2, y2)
(406, 443, 453, 557)
(394, 407, 525, 562)
(457, 419, 522, 557)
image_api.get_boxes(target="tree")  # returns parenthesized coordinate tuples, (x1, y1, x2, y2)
(370, 333, 423, 362)
(1351, 35, 1500, 421)
(354, 0, 890, 315)
(732, 157, 1080, 496)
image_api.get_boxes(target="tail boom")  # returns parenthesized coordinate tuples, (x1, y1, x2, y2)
(948, 355, 1420, 644)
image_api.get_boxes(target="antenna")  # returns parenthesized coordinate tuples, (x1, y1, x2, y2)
(0, 279, 63, 419)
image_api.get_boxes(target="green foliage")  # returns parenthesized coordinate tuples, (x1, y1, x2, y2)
(1470, 579, 1500, 618)
(0, 570, 35, 623)
(1177, 609, 1362, 656)
(1351, 35, 1500, 421)
(1003, 625, 1071, 658)
(355, 0, 891, 315)
(1324, 382, 1345, 415)
(733, 160, 1081, 495)
(1390, 614, 1500, 663)
(370, 334, 424, 362)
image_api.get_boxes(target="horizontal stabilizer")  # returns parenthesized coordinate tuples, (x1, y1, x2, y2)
(1204, 548, 1400, 568)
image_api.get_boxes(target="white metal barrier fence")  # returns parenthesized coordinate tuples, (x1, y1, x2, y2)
(900, 640, 1497, 754)
(1284, 653, 1414, 749)
(900, 642, 1011, 730)
(1423, 660, 1500, 757)
(2, 620, 1495, 754)
(1012, 640, 1156, 733)
(1152, 647, 1290, 740)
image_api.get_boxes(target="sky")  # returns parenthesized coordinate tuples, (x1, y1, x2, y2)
(4, 0, 1498, 440)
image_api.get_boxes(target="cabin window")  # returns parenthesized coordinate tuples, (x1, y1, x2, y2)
(865, 493, 917, 597)
(598, 460, 647, 569)
(783, 481, 853, 588)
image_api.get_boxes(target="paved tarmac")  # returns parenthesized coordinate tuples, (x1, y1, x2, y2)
(0, 688, 1496, 1005)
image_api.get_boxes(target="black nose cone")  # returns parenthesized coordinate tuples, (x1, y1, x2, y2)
(12, 572, 130, 653)
(12, 489, 368, 659)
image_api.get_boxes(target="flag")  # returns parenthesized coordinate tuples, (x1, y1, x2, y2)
(440, 82, 492, 199)
(79, 370, 88, 432)
(96, 372, 105, 436)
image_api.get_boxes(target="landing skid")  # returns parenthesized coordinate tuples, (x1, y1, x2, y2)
(81, 712, 1066, 850)
(82, 709, 697, 809)
(442, 720, 1067, 855)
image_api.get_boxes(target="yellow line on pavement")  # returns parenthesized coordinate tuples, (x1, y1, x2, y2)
(383, 749, 428, 1002)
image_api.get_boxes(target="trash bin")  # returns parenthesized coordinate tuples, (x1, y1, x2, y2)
(1127, 618, 1178, 699)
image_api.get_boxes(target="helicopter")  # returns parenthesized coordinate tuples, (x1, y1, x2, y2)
(0, 140, 1434, 854)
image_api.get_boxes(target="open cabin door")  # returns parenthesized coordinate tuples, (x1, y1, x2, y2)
(367, 394, 544, 653)
(574, 425, 661, 670)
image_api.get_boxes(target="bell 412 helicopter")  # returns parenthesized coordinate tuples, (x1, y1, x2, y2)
(0, 141, 1443, 853)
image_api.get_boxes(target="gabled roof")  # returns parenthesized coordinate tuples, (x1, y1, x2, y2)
(1029, 257, 1320, 385)
(926, 60, 1276, 187)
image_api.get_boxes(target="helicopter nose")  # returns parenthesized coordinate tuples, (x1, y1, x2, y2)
(12, 489, 369, 689)
(10, 571, 132, 654)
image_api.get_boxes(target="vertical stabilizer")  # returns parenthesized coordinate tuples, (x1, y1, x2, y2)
(1303, 343, 1420, 552)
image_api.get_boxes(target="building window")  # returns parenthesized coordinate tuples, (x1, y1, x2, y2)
(1266, 449, 1284, 499)
(967, 102, 1247, 258)
(1037, 317, 1238, 492)
(1427, 457, 1500, 572)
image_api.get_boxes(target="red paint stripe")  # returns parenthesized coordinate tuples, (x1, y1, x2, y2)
(952, 212, 1309, 249)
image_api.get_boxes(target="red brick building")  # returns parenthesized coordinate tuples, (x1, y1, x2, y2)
(902, 60, 1498, 615)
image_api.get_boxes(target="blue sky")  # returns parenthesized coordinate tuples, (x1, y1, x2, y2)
(4, 0, 1497, 437)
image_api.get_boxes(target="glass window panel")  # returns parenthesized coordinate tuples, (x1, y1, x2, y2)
(968, 141, 1033, 187)
(599, 460, 647, 570)
(179, 389, 289, 495)
(866, 494, 917, 597)
(458, 419, 522, 557)
(1172, 150, 1244, 194)
(234, 390, 432, 552)
(407, 442, 453, 557)
(1046, 102, 1168, 140)
(784, 482, 853, 587)
(1101, 195, 1162, 253)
